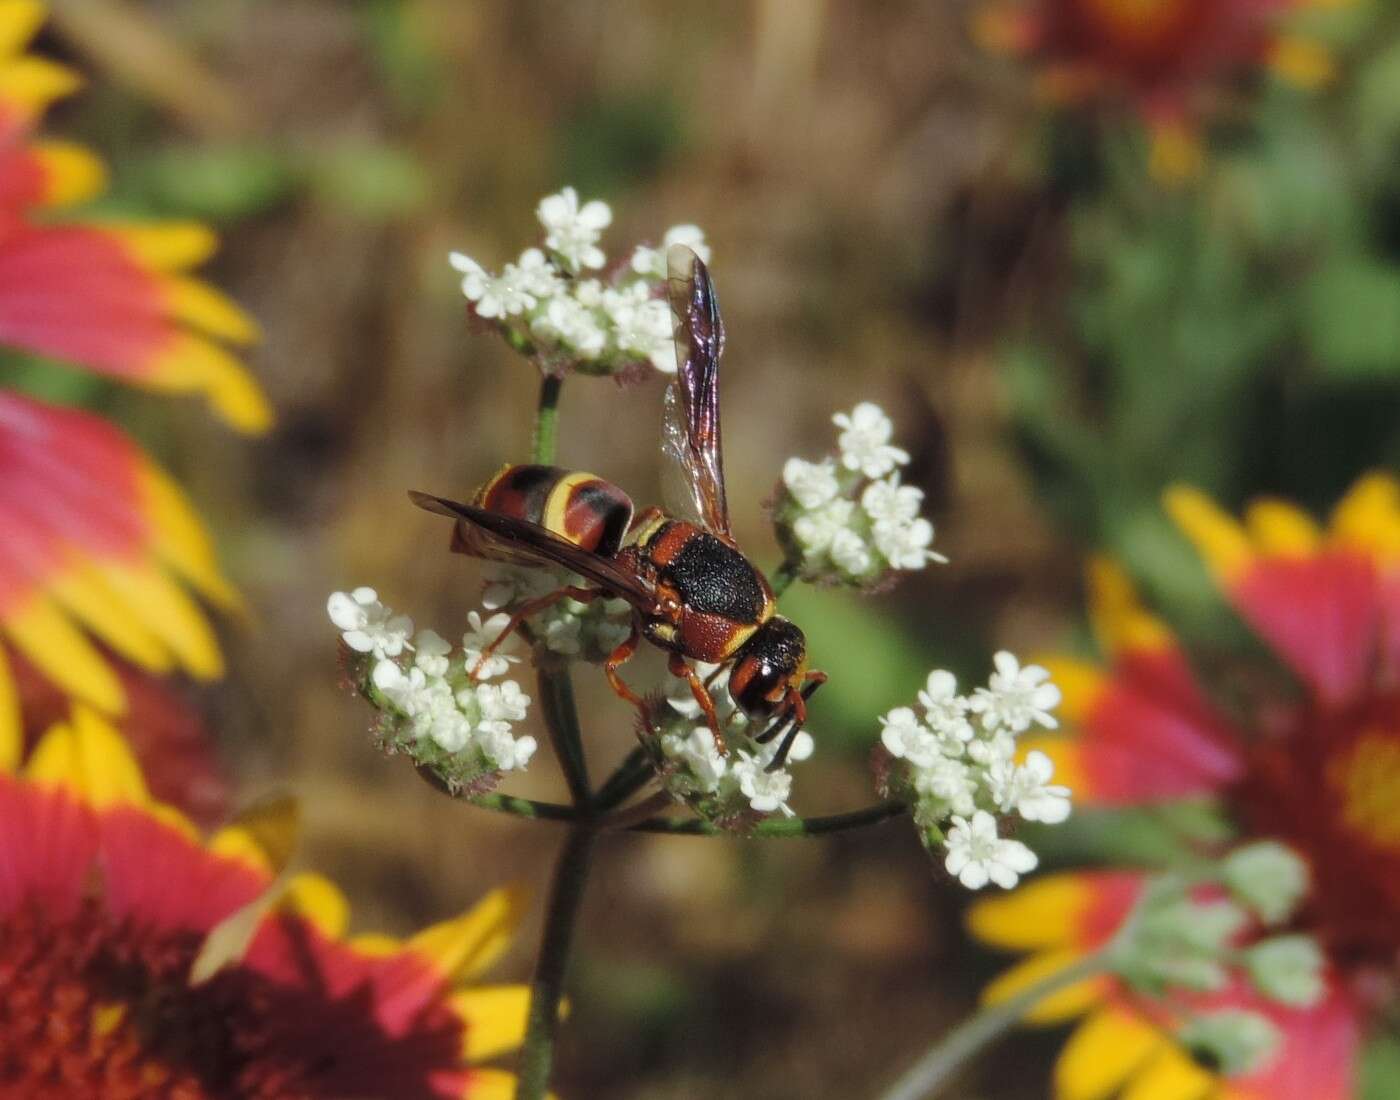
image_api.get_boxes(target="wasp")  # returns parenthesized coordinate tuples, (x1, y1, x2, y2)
(410, 246, 825, 770)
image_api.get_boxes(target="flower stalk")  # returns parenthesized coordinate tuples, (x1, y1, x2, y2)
(878, 949, 1115, 1100)
(516, 825, 596, 1100)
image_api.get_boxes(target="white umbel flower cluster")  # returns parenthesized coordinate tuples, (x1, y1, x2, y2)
(450, 187, 711, 377)
(775, 403, 946, 588)
(481, 564, 633, 662)
(329, 588, 537, 790)
(650, 663, 816, 823)
(878, 653, 1070, 890)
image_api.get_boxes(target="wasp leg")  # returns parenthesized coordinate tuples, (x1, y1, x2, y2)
(760, 673, 826, 772)
(604, 612, 649, 717)
(668, 652, 728, 756)
(471, 584, 598, 678)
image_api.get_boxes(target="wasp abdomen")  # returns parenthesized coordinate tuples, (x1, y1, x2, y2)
(477, 464, 634, 557)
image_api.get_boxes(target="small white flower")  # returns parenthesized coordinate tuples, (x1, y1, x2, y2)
(532, 293, 607, 356)
(879, 707, 942, 768)
(609, 296, 674, 373)
(477, 723, 537, 772)
(918, 671, 973, 742)
(830, 528, 873, 576)
(943, 811, 1038, 890)
(574, 278, 606, 308)
(833, 403, 910, 479)
(449, 251, 490, 301)
(873, 517, 946, 571)
(427, 707, 473, 753)
(792, 499, 856, 556)
(731, 750, 795, 816)
(371, 658, 426, 712)
(664, 726, 728, 794)
(971, 651, 1062, 734)
(412, 629, 452, 678)
(509, 247, 563, 298)
(783, 457, 841, 510)
(543, 615, 582, 655)
(965, 729, 1016, 768)
(476, 679, 532, 724)
(912, 757, 977, 818)
(450, 253, 538, 319)
(987, 750, 1072, 824)
(463, 611, 520, 679)
(861, 476, 923, 525)
(631, 224, 710, 279)
(537, 186, 612, 271)
(328, 587, 413, 659)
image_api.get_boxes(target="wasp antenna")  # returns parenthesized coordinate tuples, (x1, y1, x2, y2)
(765, 721, 804, 773)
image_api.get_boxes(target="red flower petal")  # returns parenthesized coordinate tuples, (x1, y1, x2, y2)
(1215, 982, 1360, 1100)
(0, 224, 169, 378)
(0, 773, 94, 918)
(1232, 552, 1380, 709)
(96, 802, 266, 934)
(1077, 648, 1246, 804)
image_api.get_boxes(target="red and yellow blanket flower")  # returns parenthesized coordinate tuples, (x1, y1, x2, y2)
(0, 705, 533, 1098)
(967, 471, 1400, 1098)
(975, 0, 1345, 181)
(0, 0, 269, 749)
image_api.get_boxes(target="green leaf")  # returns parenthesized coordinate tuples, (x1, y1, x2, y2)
(97, 144, 296, 224)
(1362, 1033, 1400, 1100)
(776, 584, 928, 754)
(1027, 801, 1235, 869)
(306, 142, 430, 222)
(1304, 256, 1400, 379)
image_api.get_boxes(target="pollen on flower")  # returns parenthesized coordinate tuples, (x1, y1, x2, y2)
(329, 588, 535, 790)
(878, 655, 1070, 888)
(448, 189, 711, 378)
(775, 403, 946, 589)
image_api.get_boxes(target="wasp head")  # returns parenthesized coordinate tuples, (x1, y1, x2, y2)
(729, 616, 807, 721)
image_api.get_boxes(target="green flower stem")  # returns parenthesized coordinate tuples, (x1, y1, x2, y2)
(877, 949, 1115, 1100)
(466, 792, 579, 822)
(595, 788, 676, 831)
(516, 825, 596, 1100)
(591, 745, 656, 811)
(516, 373, 596, 1100)
(770, 559, 799, 599)
(626, 797, 908, 837)
(532, 374, 563, 465)
(536, 652, 592, 807)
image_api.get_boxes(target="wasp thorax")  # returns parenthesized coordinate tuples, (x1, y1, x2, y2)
(729, 617, 807, 719)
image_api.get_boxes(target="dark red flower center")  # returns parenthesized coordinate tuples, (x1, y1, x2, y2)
(1235, 691, 1400, 970)
(0, 896, 463, 1100)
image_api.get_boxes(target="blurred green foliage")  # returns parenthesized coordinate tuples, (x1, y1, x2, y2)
(1007, 3, 1400, 639)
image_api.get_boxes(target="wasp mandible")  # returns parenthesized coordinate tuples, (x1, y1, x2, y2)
(410, 246, 825, 770)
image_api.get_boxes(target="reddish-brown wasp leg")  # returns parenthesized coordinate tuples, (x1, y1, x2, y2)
(668, 652, 729, 756)
(603, 613, 650, 725)
(470, 585, 599, 678)
(759, 671, 827, 771)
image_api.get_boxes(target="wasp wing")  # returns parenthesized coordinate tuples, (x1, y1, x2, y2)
(409, 491, 658, 607)
(662, 244, 731, 539)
